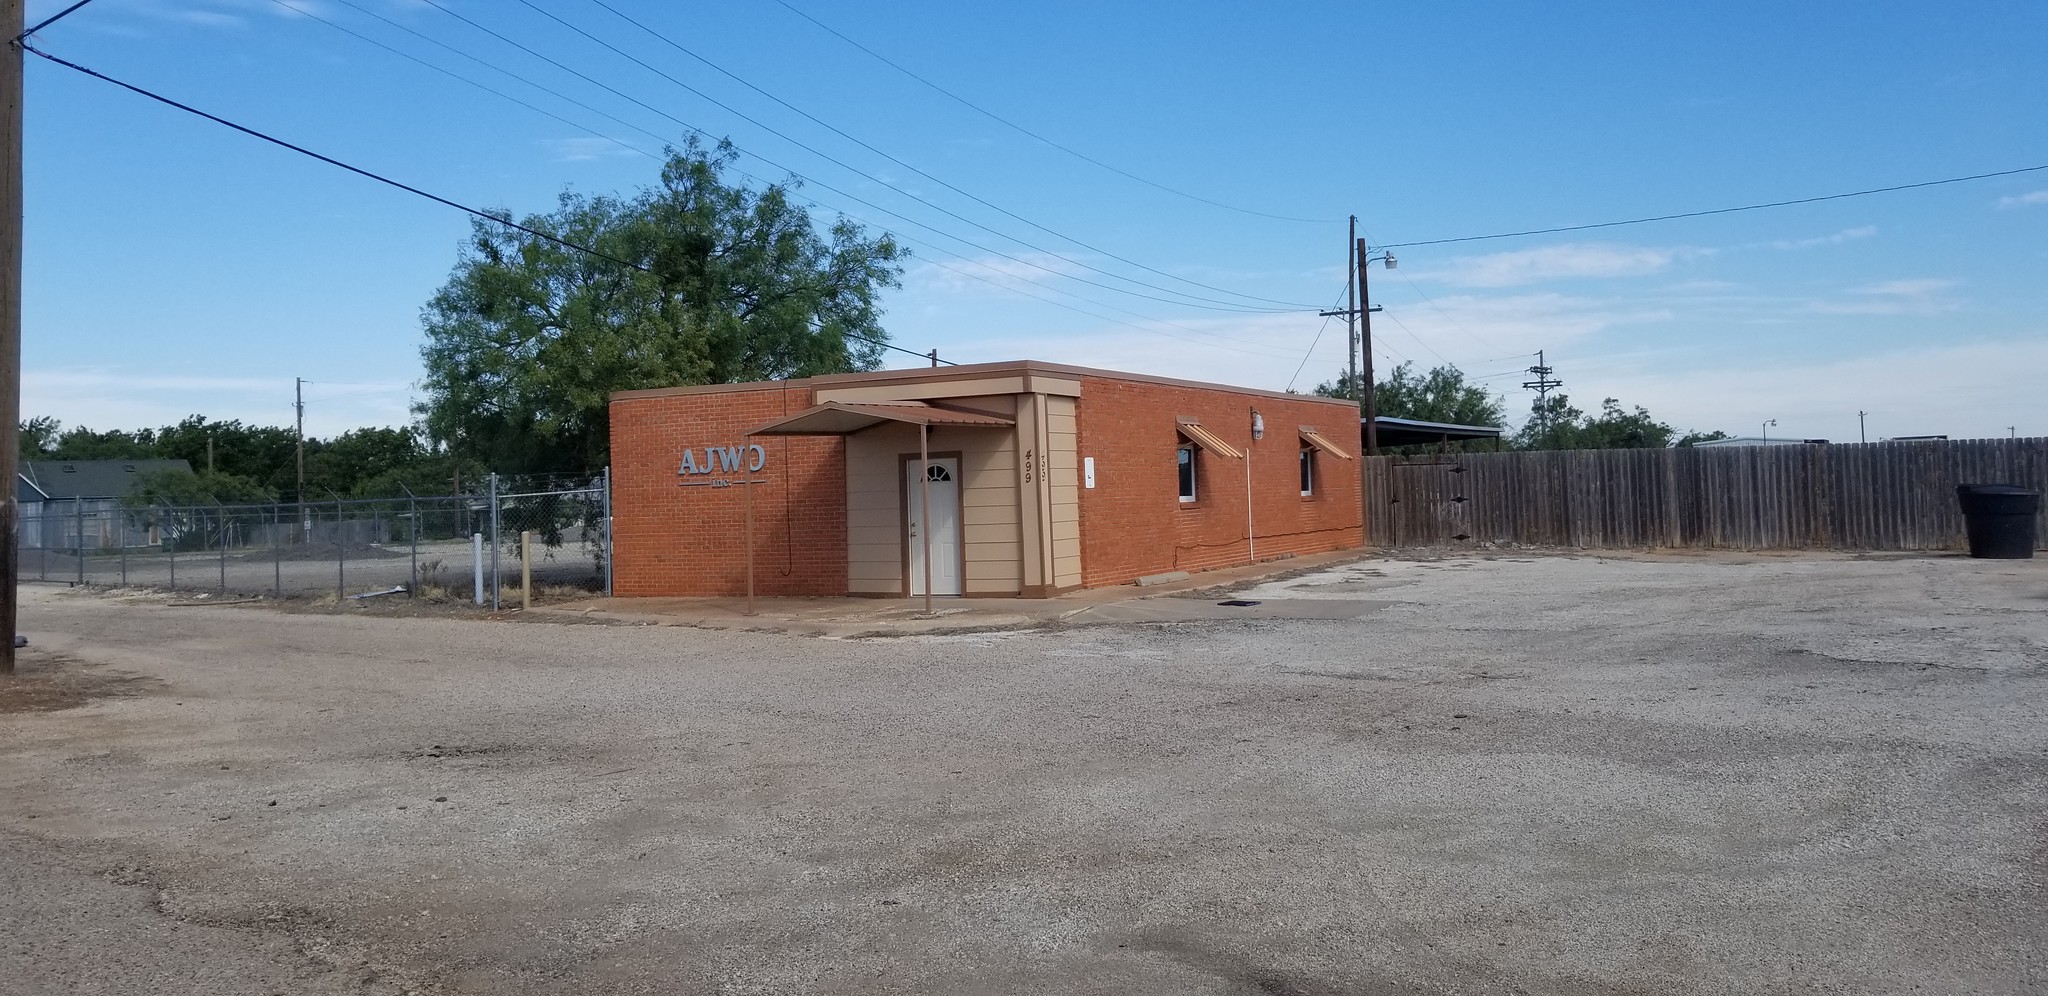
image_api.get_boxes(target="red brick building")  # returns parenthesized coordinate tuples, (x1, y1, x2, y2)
(610, 361, 1362, 598)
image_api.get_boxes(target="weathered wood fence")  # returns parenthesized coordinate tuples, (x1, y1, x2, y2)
(1363, 438, 2048, 551)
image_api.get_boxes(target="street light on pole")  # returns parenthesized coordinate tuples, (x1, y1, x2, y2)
(1357, 241, 1396, 456)
(1762, 418, 1777, 445)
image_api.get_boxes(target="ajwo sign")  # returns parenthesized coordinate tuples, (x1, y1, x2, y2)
(678, 443, 768, 488)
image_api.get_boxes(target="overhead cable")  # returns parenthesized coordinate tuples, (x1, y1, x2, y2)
(567, 0, 1322, 307)
(1383, 163, 2048, 249)
(408, 0, 1305, 314)
(769, 0, 1339, 226)
(19, 44, 948, 367)
(266, 3, 1318, 354)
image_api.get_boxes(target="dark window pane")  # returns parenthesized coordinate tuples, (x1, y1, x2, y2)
(1178, 447, 1196, 500)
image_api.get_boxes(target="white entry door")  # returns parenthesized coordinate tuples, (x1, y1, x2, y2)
(906, 457, 963, 596)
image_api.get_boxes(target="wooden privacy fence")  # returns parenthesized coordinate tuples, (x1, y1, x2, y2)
(1363, 438, 2048, 551)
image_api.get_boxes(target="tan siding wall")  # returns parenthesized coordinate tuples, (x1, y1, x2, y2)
(1047, 395, 1082, 587)
(843, 418, 1024, 596)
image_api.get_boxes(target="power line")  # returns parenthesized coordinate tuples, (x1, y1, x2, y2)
(1382, 163, 2048, 249)
(1377, 307, 1454, 367)
(265, 2, 1317, 356)
(567, 0, 1323, 308)
(21, 43, 949, 368)
(269, 0, 658, 162)
(422, 0, 1305, 315)
(327, 0, 1314, 319)
(1286, 290, 1351, 393)
(770, 0, 1339, 226)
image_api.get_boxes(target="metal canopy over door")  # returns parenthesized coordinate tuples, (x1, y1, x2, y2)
(907, 457, 963, 596)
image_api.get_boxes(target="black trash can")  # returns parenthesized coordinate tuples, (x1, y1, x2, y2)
(1956, 484, 2040, 559)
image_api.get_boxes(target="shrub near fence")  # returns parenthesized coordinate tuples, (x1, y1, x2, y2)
(1364, 437, 2048, 551)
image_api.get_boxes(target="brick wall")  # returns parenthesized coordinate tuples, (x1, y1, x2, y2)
(609, 385, 847, 596)
(1074, 377, 1364, 587)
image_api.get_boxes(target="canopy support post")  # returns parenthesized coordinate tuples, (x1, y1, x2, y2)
(920, 421, 933, 616)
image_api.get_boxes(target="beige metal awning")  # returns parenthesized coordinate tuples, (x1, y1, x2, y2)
(746, 401, 1016, 437)
(1299, 426, 1354, 460)
(1176, 418, 1244, 459)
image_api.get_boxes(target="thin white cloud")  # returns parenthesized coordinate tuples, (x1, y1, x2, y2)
(1806, 278, 1962, 316)
(1573, 337, 2048, 441)
(1422, 243, 1707, 288)
(906, 251, 1088, 296)
(545, 137, 643, 163)
(1995, 190, 2048, 209)
(1768, 225, 1877, 250)
(24, 369, 414, 437)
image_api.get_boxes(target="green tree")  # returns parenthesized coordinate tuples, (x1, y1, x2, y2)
(1515, 394, 1678, 450)
(1676, 429, 1732, 447)
(120, 468, 276, 508)
(51, 425, 157, 460)
(304, 426, 425, 497)
(152, 416, 300, 496)
(18, 416, 60, 461)
(416, 139, 906, 475)
(1316, 362, 1506, 426)
(1315, 362, 1506, 451)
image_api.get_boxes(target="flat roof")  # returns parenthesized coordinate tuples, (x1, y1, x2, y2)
(611, 359, 1359, 409)
(1365, 416, 1506, 448)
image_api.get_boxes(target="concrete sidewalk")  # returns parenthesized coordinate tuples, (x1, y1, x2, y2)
(537, 547, 1384, 637)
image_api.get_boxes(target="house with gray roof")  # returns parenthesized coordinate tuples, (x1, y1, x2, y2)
(17, 459, 192, 550)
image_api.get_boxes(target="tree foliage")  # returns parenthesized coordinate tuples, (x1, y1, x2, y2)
(416, 140, 906, 475)
(1315, 362, 1507, 451)
(121, 468, 276, 508)
(1515, 394, 1679, 450)
(18, 417, 472, 501)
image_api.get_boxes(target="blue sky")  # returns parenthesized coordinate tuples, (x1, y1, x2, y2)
(20, 0, 2048, 442)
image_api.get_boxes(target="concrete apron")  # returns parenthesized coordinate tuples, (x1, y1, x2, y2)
(538, 547, 1388, 638)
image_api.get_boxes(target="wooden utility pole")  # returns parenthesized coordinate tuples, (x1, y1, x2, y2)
(1357, 237, 1378, 456)
(2, 0, 26, 675)
(294, 376, 305, 540)
(1346, 215, 1358, 407)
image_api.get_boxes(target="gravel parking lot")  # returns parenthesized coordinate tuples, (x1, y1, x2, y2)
(3, 551, 2045, 994)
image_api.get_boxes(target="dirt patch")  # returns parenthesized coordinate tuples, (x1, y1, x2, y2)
(0, 652, 162, 713)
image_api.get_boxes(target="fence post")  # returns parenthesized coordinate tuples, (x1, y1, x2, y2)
(74, 496, 84, 586)
(520, 530, 532, 609)
(403, 484, 418, 597)
(271, 502, 281, 596)
(601, 466, 613, 597)
(118, 508, 127, 586)
(335, 498, 345, 602)
(488, 473, 500, 611)
(167, 505, 176, 589)
(216, 501, 227, 591)
(471, 531, 483, 606)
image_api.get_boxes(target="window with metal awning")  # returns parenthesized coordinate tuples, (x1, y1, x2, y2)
(1298, 426, 1354, 460)
(1175, 418, 1244, 459)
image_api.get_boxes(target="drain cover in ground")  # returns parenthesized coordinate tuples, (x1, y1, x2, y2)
(1218, 599, 1262, 607)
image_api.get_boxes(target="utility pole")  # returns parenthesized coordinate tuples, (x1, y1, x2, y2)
(1858, 411, 1867, 444)
(1346, 216, 1358, 404)
(294, 377, 305, 541)
(1356, 237, 1380, 456)
(2, 0, 24, 675)
(1521, 350, 1562, 446)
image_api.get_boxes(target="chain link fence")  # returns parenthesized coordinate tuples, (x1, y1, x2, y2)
(13, 472, 612, 606)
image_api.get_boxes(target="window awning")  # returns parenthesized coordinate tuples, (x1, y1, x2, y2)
(1176, 418, 1244, 459)
(746, 400, 1015, 437)
(1298, 426, 1354, 460)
